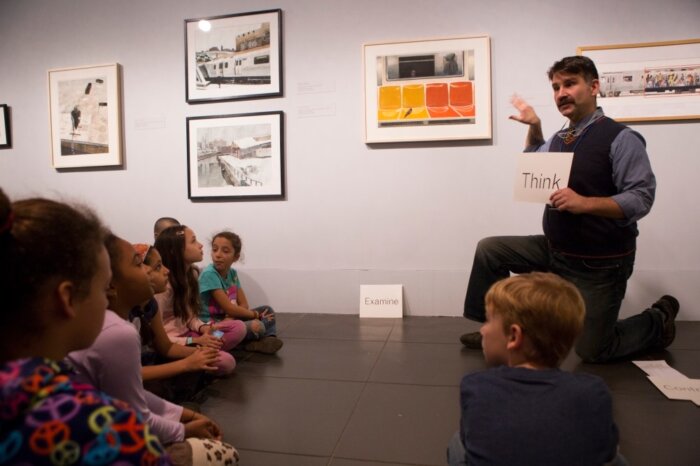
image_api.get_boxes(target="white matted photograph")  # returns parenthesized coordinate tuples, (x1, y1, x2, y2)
(186, 111, 285, 201)
(185, 9, 283, 103)
(0, 104, 10, 149)
(579, 39, 700, 122)
(364, 35, 491, 143)
(48, 63, 122, 168)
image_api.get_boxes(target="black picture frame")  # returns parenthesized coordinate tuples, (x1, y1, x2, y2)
(185, 9, 283, 103)
(0, 104, 11, 149)
(186, 111, 285, 201)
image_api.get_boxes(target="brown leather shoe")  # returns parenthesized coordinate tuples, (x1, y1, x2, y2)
(460, 331, 482, 349)
(245, 336, 284, 354)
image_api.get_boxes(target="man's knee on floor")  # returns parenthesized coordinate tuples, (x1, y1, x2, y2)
(575, 340, 613, 364)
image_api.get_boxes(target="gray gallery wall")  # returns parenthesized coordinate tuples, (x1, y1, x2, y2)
(1, 0, 699, 318)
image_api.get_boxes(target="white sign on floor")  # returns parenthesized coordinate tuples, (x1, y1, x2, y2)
(634, 360, 700, 406)
(647, 376, 700, 406)
(360, 284, 403, 318)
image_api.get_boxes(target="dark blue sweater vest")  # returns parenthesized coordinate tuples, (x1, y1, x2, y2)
(543, 117, 638, 256)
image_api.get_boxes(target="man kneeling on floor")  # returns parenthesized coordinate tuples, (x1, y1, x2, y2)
(460, 55, 678, 362)
(449, 272, 627, 466)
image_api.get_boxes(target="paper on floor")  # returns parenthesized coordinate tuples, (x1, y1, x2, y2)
(633, 360, 699, 406)
(632, 360, 688, 379)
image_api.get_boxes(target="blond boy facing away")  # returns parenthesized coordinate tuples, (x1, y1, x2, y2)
(448, 272, 627, 466)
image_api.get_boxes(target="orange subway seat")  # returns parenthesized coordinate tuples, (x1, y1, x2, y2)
(378, 85, 402, 121)
(426, 83, 460, 118)
(450, 81, 475, 117)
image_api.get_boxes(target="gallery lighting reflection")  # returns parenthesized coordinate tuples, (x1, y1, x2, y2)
(198, 20, 211, 32)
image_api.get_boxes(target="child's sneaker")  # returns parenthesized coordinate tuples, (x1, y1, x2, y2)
(245, 336, 284, 354)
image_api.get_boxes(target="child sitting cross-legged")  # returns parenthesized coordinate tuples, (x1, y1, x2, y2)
(448, 272, 628, 466)
(154, 226, 246, 363)
(198, 231, 283, 354)
(131, 244, 223, 403)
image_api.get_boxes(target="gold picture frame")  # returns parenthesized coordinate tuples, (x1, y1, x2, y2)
(578, 39, 700, 122)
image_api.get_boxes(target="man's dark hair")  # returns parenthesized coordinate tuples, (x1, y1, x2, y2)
(547, 56, 599, 83)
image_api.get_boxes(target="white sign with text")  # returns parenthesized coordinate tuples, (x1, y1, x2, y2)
(634, 360, 699, 406)
(647, 376, 700, 406)
(360, 284, 403, 318)
(514, 152, 574, 203)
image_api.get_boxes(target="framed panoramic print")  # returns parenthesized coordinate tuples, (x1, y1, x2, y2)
(0, 104, 11, 149)
(363, 35, 491, 143)
(186, 111, 285, 201)
(185, 9, 283, 103)
(48, 63, 122, 168)
(579, 39, 700, 122)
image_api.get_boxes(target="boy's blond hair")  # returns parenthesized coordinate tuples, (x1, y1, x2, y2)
(485, 272, 585, 367)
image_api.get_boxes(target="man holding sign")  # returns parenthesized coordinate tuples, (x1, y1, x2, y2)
(460, 56, 677, 363)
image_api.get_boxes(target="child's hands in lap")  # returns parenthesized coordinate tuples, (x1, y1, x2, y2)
(195, 333, 223, 350)
(184, 347, 219, 372)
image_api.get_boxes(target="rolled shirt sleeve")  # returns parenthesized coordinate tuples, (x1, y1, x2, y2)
(609, 128, 656, 224)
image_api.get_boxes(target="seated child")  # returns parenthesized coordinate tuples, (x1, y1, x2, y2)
(154, 216, 180, 240)
(448, 272, 627, 466)
(154, 226, 246, 359)
(199, 231, 283, 354)
(131, 244, 222, 402)
(67, 234, 238, 465)
(0, 188, 170, 465)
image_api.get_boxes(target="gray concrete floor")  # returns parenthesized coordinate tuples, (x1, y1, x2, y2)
(197, 314, 700, 466)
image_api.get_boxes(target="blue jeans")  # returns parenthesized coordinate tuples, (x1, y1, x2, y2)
(244, 305, 277, 341)
(463, 235, 663, 362)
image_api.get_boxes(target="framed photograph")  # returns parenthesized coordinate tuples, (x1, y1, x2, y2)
(0, 104, 11, 149)
(186, 111, 285, 201)
(363, 35, 491, 144)
(578, 39, 700, 122)
(185, 9, 283, 103)
(48, 63, 122, 168)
